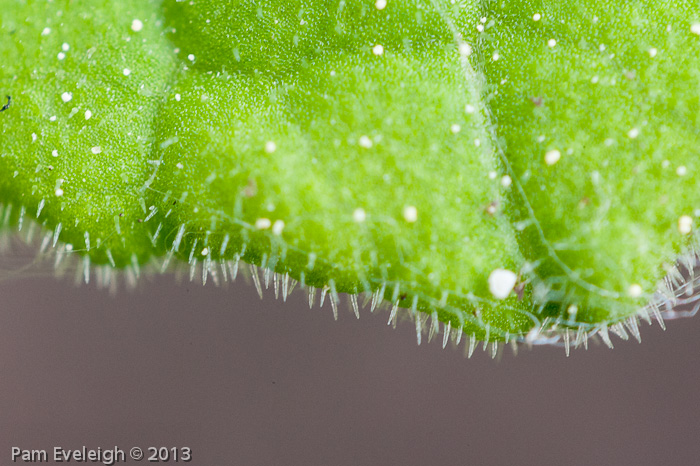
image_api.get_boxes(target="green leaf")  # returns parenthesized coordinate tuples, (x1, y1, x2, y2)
(0, 0, 175, 266)
(1, 0, 697, 348)
(475, 0, 700, 326)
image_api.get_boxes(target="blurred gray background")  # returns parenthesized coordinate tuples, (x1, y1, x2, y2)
(1, 256, 699, 466)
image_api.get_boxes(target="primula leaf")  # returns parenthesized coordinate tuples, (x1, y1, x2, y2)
(475, 0, 700, 325)
(0, 0, 175, 266)
(1, 0, 698, 348)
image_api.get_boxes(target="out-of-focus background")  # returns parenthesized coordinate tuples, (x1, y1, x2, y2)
(1, 250, 699, 466)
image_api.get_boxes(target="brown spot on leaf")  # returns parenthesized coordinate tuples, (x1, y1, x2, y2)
(484, 200, 499, 216)
(529, 96, 543, 107)
(243, 178, 257, 198)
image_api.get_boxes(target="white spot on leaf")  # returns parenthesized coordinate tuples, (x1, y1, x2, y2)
(628, 284, 643, 298)
(359, 136, 373, 148)
(545, 149, 561, 165)
(255, 218, 271, 230)
(353, 208, 366, 223)
(488, 269, 517, 299)
(272, 220, 285, 235)
(679, 215, 693, 234)
(403, 206, 418, 223)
